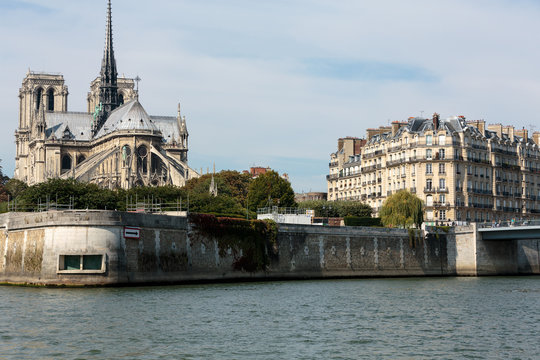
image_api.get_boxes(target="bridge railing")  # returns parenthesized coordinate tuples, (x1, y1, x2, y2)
(478, 219, 540, 229)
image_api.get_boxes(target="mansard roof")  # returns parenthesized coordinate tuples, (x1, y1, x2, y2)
(367, 115, 473, 145)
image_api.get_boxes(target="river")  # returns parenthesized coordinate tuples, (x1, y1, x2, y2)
(1, 277, 539, 359)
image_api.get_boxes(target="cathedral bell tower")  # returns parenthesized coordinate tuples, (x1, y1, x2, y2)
(94, 0, 119, 134)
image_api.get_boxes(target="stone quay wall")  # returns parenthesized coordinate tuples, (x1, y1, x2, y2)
(0, 211, 537, 286)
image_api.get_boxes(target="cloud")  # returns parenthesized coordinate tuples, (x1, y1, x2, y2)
(302, 58, 438, 82)
(0, 0, 52, 12)
(1, 0, 540, 192)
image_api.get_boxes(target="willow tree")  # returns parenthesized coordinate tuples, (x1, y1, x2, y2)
(380, 190, 423, 228)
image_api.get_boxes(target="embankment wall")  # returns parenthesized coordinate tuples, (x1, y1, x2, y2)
(0, 211, 537, 286)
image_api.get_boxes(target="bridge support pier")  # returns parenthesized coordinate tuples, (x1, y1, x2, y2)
(451, 223, 540, 276)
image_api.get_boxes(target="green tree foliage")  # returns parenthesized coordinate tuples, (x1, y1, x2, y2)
(184, 171, 252, 217)
(247, 171, 296, 210)
(5, 179, 27, 198)
(17, 178, 118, 210)
(188, 192, 246, 217)
(298, 200, 372, 218)
(380, 190, 423, 228)
(4, 169, 289, 218)
(0, 160, 10, 202)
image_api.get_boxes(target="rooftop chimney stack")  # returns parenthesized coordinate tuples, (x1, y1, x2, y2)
(432, 113, 440, 131)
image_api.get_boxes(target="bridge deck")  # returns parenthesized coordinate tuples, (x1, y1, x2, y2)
(478, 225, 540, 240)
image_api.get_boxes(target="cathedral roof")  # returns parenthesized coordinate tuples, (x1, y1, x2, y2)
(150, 116, 181, 145)
(94, 98, 160, 138)
(45, 112, 93, 141)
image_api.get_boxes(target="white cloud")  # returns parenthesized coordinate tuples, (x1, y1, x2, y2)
(1, 0, 540, 191)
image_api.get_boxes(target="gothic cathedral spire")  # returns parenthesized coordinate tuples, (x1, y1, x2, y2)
(97, 0, 119, 130)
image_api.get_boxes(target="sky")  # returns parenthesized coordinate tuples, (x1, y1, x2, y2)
(1, 0, 540, 192)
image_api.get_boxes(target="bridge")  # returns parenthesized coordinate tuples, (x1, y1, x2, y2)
(477, 220, 540, 240)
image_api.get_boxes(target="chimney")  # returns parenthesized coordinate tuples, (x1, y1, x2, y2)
(487, 124, 503, 139)
(515, 128, 528, 142)
(366, 126, 391, 140)
(338, 138, 344, 151)
(366, 128, 378, 141)
(391, 121, 400, 137)
(503, 126, 515, 142)
(467, 120, 485, 135)
(533, 132, 540, 146)
(432, 113, 440, 131)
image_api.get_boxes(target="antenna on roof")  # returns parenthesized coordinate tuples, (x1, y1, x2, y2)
(420, 110, 424, 118)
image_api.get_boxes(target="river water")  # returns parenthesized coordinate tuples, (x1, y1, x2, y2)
(1, 277, 539, 359)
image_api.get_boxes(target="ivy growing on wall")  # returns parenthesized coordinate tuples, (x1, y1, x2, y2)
(189, 214, 277, 272)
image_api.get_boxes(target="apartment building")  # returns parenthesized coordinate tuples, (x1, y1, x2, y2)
(327, 137, 366, 202)
(327, 114, 540, 222)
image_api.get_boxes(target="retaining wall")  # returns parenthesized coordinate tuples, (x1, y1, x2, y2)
(0, 211, 537, 286)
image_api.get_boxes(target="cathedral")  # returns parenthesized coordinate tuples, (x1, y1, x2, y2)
(14, 0, 199, 189)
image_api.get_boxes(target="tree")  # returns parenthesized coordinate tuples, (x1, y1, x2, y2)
(247, 171, 296, 210)
(297, 200, 372, 218)
(380, 190, 423, 228)
(5, 179, 28, 198)
(183, 170, 252, 216)
(17, 178, 118, 210)
(0, 160, 10, 203)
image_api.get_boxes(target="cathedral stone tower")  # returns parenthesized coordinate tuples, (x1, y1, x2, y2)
(13, 0, 198, 189)
(15, 72, 68, 183)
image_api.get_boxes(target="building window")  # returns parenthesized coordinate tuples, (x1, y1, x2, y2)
(61, 154, 72, 172)
(439, 135, 446, 145)
(47, 88, 55, 111)
(58, 254, 105, 273)
(426, 149, 432, 160)
(439, 163, 445, 174)
(439, 210, 446, 221)
(426, 163, 433, 174)
(426, 135, 432, 146)
(439, 194, 446, 203)
(122, 145, 132, 167)
(426, 179, 433, 191)
(439, 178, 446, 190)
(439, 149, 445, 159)
(35, 88, 43, 110)
(137, 145, 148, 174)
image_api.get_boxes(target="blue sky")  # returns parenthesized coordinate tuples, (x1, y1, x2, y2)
(1, 0, 540, 192)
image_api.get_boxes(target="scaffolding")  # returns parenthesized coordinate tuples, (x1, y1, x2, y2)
(125, 195, 187, 214)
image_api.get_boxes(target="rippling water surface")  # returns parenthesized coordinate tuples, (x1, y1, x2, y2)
(1, 277, 539, 359)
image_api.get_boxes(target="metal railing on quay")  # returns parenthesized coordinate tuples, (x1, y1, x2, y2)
(257, 206, 313, 215)
(477, 219, 540, 229)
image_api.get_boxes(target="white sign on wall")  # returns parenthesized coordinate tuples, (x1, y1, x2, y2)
(124, 226, 141, 239)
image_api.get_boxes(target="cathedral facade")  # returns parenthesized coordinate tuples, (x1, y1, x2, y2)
(14, 0, 198, 189)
